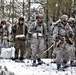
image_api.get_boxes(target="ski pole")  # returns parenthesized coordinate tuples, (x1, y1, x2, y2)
(44, 44, 54, 54)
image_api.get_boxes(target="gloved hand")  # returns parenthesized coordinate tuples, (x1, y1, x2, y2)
(56, 40, 61, 47)
(68, 38, 73, 45)
(28, 34, 32, 39)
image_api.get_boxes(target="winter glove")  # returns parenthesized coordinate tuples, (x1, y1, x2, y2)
(67, 37, 73, 45)
(28, 34, 32, 39)
(56, 40, 61, 47)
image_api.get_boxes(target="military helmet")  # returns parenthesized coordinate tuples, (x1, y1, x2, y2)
(68, 17, 75, 27)
(1, 20, 6, 25)
(68, 17, 75, 23)
(61, 14, 69, 21)
(36, 13, 43, 19)
(18, 17, 24, 21)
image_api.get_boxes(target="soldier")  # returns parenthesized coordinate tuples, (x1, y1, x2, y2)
(68, 17, 76, 65)
(0, 23, 3, 55)
(2, 21, 9, 48)
(0, 20, 6, 44)
(6, 23, 12, 47)
(50, 19, 61, 62)
(0, 24, 3, 44)
(12, 17, 27, 61)
(52, 15, 74, 70)
(28, 13, 47, 66)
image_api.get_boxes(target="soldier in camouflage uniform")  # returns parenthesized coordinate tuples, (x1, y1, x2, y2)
(2, 22, 9, 48)
(49, 19, 61, 62)
(0, 20, 6, 44)
(68, 17, 76, 65)
(12, 17, 27, 61)
(52, 15, 74, 70)
(28, 13, 47, 66)
(0, 24, 3, 44)
(0, 23, 3, 55)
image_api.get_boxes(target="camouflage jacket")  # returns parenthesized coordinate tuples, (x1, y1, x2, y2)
(12, 23, 27, 41)
(28, 20, 48, 38)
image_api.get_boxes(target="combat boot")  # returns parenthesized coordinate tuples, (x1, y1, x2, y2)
(37, 58, 43, 65)
(57, 64, 61, 70)
(62, 60, 70, 68)
(11, 57, 18, 60)
(19, 57, 24, 61)
(70, 60, 76, 67)
(57, 64, 65, 71)
(70, 60, 73, 66)
(32, 60, 37, 67)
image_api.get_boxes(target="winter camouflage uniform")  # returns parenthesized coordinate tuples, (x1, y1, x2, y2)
(49, 19, 61, 60)
(12, 17, 27, 61)
(68, 17, 76, 63)
(0, 20, 7, 44)
(28, 14, 47, 66)
(0, 24, 3, 54)
(0, 24, 3, 43)
(0, 20, 9, 55)
(2, 25, 9, 48)
(52, 15, 74, 70)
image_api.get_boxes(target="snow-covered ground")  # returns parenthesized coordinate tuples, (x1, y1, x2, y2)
(0, 59, 76, 75)
(0, 47, 76, 75)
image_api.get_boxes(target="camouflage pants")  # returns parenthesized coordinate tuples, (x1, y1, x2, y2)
(52, 47, 59, 58)
(56, 43, 74, 64)
(68, 44, 75, 60)
(31, 37, 46, 60)
(14, 39, 25, 59)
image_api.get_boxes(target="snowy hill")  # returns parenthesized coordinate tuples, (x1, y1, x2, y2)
(0, 59, 76, 75)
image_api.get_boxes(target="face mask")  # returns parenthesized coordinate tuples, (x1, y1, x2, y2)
(62, 20, 67, 25)
(69, 22, 74, 27)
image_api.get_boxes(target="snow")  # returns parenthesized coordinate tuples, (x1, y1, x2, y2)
(31, 3, 43, 9)
(0, 59, 76, 75)
(30, 3, 44, 13)
(1, 47, 15, 59)
(5, 0, 27, 2)
(0, 48, 76, 75)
